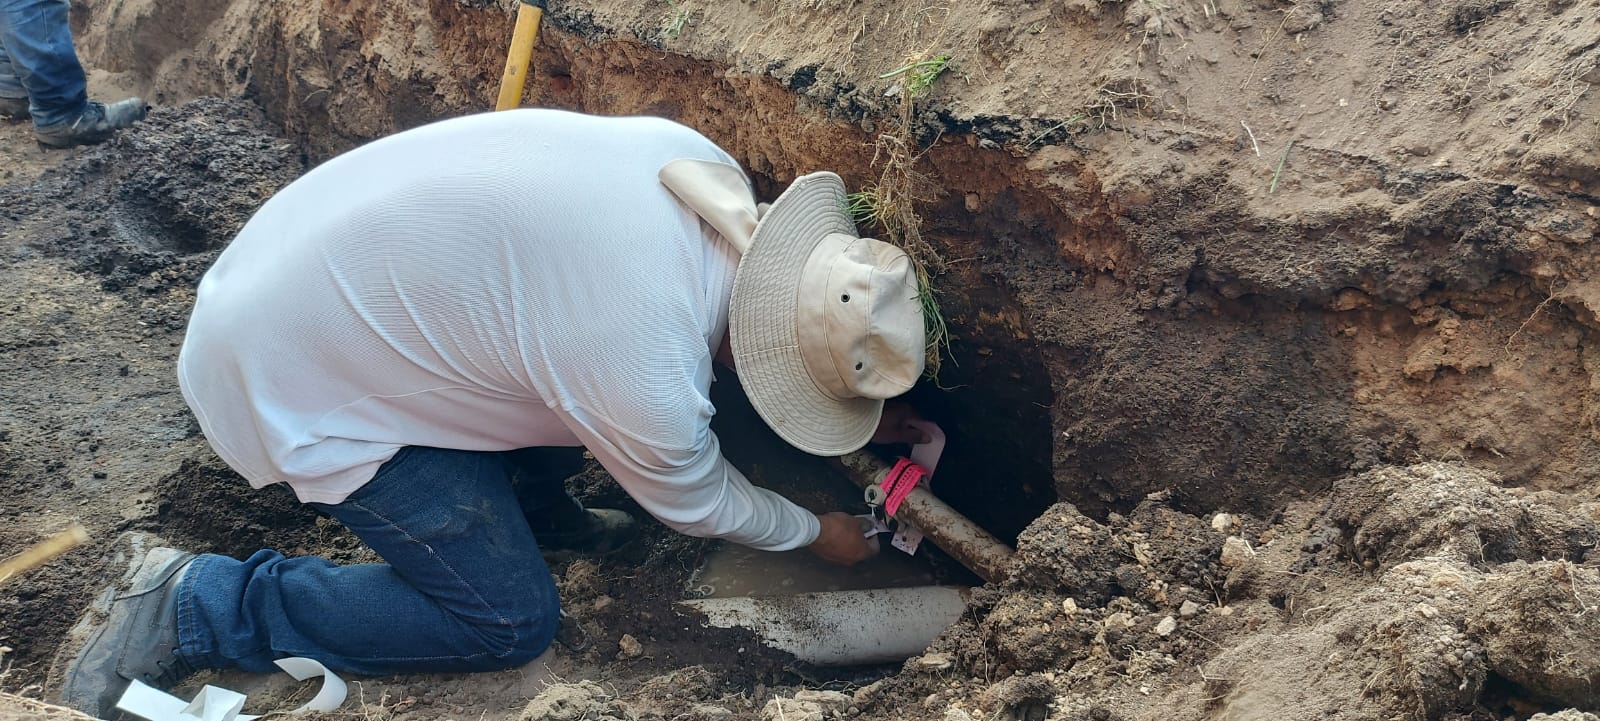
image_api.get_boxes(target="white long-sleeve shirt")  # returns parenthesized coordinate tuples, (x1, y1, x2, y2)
(176, 109, 821, 551)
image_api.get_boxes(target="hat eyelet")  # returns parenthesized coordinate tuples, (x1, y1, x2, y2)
(841, 294, 851, 303)
(854, 362, 864, 371)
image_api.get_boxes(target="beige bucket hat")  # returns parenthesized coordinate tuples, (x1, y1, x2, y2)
(660, 159, 926, 455)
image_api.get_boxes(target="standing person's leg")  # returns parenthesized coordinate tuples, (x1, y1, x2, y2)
(60, 447, 559, 718)
(0, 39, 31, 119)
(0, 0, 85, 126)
(0, 0, 144, 145)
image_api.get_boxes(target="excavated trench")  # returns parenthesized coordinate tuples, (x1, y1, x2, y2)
(67, 0, 1600, 544)
(4, 0, 1597, 718)
(3, 0, 1598, 717)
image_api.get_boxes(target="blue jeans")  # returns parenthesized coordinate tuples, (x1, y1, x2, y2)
(173, 447, 579, 675)
(0, 0, 88, 127)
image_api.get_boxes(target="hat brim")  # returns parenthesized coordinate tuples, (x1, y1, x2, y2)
(729, 172, 882, 456)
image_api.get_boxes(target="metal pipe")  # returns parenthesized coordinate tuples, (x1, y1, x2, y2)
(833, 452, 1015, 584)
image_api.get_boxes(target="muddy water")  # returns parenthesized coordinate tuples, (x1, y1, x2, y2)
(688, 540, 937, 598)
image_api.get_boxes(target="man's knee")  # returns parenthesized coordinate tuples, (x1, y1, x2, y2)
(468, 597, 559, 669)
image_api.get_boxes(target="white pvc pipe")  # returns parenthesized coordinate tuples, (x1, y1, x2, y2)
(681, 586, 970, 665)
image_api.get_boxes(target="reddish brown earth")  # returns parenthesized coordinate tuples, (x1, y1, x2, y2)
(1, 0, 1597, 718)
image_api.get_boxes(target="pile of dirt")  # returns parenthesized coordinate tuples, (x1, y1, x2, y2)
(0, 97, 302, 328)
(858, 462, 1600, 721)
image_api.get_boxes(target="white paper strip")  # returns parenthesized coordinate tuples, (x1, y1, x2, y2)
(115, 657, 346, 721)
(273, 657, 346, 713)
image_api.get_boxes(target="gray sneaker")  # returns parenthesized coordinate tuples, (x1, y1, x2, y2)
(0, 95, 28, 121)
(35, 97, 149, 148)
(56, 534, 196, 719)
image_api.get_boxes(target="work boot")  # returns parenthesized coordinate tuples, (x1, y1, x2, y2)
(507, 449, 641, 556)
(0, 96, 28, 121)
(539, 508, 640, 556)
(56, 533, 197, 719)
(35, 97, 148, 148)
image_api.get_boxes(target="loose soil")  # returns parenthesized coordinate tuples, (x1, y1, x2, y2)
(2, 0, 1598, 718)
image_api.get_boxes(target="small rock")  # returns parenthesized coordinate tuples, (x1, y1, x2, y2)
(1156, 616, 1178, 636)
(944, 709, 977, 721)
(591, 595, 614, 612)
(793, 690, 851, 712)
(1283, 8, 1323, 33)
(617, 633, 643, 659)
(762, 698, 824, 721)
(1179, 600, 1202, 618)
(1062, 598, 1079, 615)
(1220, 537, 1256, 568)
(690, 704, 735, 720)
(1104, 611, 1134, 629)
(519, 681, 622, 721)
(852, 680, 886, 705)
(1528, 713, 1600, 721)
(1210, 513, 1234, 532)
(917, 652, 954, 671)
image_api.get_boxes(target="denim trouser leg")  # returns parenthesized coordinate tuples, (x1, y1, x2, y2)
(0, 0, 88, 125)
(175, 447, 561, 675)
(0, 42, 25, 98)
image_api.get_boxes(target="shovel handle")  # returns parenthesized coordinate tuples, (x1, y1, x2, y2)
(495, 0, 548, 111)
(0, 524, 89, 586)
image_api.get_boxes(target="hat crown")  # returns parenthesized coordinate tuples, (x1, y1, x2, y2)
(799, 234, 923, 402)
(714, 170, 926, 456)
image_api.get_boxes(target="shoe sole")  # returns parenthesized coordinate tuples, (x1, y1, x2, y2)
(36, 135, 111, 150)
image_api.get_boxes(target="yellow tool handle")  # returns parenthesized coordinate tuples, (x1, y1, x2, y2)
(0, 524, 89, 586)
(495, 0, 548, 111)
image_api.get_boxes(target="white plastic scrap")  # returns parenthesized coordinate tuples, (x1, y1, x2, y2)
(116, 657, 347, 721)
(906, 419, 946, 477)
(892, 524, 926, 555)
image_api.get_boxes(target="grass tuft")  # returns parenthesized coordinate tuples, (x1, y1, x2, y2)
(660, 0, 691, 40)
(879, 54, 953, 97)
(850, 52, 956, 378)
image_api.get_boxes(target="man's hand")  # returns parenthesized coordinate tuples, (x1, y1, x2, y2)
(871, 400, 932, 445)
(809, 512, 876, 565)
